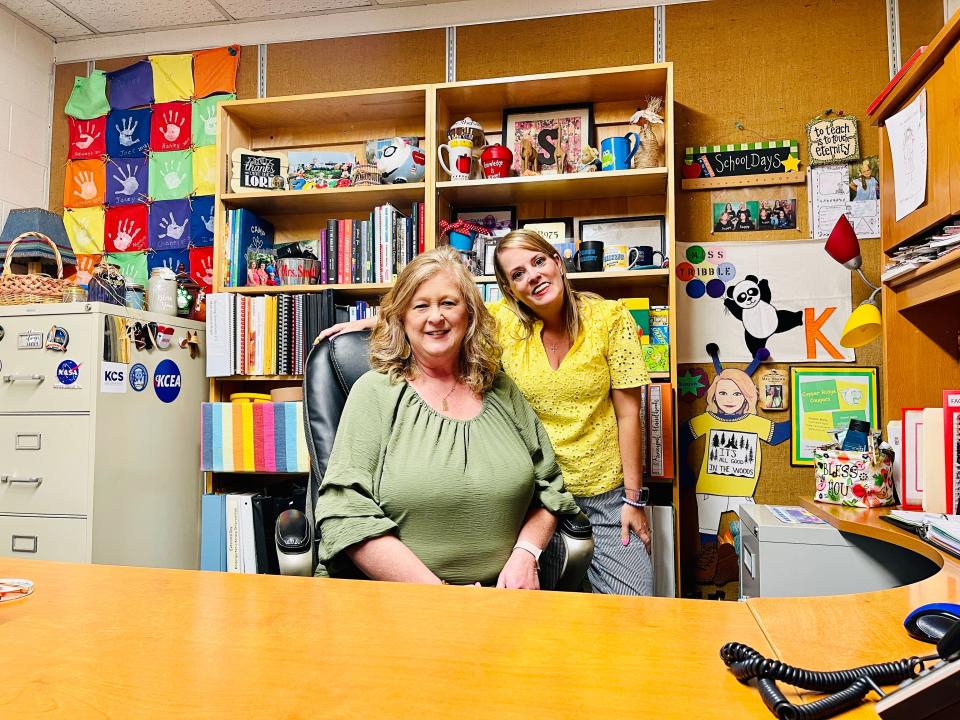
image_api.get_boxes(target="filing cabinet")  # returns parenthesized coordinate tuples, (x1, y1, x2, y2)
(0, 303, 206, 569)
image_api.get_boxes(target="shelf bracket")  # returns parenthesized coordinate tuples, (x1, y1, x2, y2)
(258, 43, 268, 98)
(653, 6, 666, 63)
(445, 27, 456, 82)
(886, 0, 901, 78)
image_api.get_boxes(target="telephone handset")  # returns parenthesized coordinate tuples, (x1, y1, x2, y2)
(721, 607, 960, 719)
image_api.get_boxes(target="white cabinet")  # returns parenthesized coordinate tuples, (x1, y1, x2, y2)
(0, 302, 206, 569)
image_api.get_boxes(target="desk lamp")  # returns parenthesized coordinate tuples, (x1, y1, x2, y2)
(824, 214, 881, 348)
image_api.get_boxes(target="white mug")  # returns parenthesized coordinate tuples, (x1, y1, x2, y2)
(438, 138, 474, 181)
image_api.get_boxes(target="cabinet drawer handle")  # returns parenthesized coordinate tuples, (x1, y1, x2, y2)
(1, 476, 43, 486)
(11, 535, 38, 553)
(2, 373, 45, 383)
(15, 433, 41, 450)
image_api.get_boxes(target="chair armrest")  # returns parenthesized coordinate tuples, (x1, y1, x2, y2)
(555, 511, 595, 591)
(275, 509, 314, 576)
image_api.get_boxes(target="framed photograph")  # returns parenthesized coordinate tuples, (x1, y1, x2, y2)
(521, 217, 574, 243)
(454, 206, 516, 237)
(578, 215, 667, 258)
(790, 366, 880, 466)
(502, 104, 594, 175)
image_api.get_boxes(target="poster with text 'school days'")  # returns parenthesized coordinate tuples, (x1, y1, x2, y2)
(790, 367, 879, 465)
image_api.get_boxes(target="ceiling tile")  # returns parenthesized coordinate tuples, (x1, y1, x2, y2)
(54, 0, 225, 33)
(218, 0, 371, 20)
(0, 1, 93, 39)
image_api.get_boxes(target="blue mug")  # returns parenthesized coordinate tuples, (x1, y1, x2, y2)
(601, 133, 640, 171)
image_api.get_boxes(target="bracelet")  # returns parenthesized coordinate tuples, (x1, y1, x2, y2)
(622, 486, 649, 507)
(622, 496, 646, 508)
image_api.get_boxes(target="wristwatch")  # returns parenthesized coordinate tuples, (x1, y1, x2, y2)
(513, 540, 542, 569)
(623, 487, 650, 507)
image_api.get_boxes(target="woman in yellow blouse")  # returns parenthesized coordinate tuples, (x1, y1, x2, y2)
(320, 229, 653, 595)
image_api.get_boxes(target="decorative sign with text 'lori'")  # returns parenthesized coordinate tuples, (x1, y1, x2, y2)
(682, 140, 800, 180)
(806, 114, 860, 166)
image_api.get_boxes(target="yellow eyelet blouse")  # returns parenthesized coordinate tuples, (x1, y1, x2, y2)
(488, 297, 651, 497)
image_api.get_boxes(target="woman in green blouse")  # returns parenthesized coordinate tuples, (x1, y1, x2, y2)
(315, 245, 579, 587)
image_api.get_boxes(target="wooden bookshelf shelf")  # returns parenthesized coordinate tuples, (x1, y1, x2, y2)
(680, 170, 806, 191)
(225, 282, 393, 297)
(221, 184, 426, 216)
(884, 251, 960, 310)
(437, 168, 668, 206)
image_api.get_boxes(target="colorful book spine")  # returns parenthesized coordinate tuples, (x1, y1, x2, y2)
(201, 402, 309, 473)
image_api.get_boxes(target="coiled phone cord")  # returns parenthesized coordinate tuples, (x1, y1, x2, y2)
(720, 642, 925, 719)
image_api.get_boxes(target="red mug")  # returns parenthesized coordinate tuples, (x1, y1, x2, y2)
(480, 144, 513, 179)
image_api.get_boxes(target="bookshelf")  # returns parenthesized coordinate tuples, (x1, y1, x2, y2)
(210, 65, 679, 568)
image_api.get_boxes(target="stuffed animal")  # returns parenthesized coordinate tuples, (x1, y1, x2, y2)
(576, 145, 601, 172)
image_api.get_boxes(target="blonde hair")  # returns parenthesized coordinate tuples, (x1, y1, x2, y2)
(705, 369, 759, 416)
(492, 228, 598, 342)
(369, 245, 501, 393)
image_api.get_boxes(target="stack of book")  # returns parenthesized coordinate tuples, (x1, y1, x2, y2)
(223, 208, 275, 287)
(476, 282, 504, 303)
(881, 221, 960, 282)
(894, 390, 960, 514)
(623, 298, 670, 373)
(205, 292, 378, 377)
(200, 488, 306, 574)
(316, 202, 425, 284)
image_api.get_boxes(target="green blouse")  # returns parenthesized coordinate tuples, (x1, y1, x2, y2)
(315, 370, 579, 585)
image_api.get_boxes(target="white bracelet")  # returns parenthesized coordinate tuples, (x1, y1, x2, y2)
(513, 540, 542, 569)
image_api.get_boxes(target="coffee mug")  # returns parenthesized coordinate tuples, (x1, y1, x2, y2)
(604, 244, 665, 270)
(574, 240, 604, 272)
(600, 133, 640, 171)
(438, 138, 474, 181)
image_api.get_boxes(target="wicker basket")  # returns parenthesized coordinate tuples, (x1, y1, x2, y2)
(0, 232, 67, 306)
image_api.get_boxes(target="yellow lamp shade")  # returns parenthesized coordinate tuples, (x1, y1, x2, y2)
(840, 301, 882, 348)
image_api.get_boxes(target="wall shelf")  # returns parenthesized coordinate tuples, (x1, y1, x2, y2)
(885, 251, 960, 310)
(680, 170, 806, 191)
(438, 168, 668, 206)
(221, 184, 425, 216)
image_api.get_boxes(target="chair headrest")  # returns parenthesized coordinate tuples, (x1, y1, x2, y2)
(308, 330, 372, 395)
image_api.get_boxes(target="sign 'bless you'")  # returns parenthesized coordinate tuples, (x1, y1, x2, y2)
(684, 140, 799, 178)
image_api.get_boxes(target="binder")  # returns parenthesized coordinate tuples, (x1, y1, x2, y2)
(200, 493, 226, 571)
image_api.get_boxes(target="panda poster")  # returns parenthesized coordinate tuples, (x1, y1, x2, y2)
(676, 240, 854, 363)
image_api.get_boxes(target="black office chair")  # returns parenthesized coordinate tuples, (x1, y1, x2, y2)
(275, 331, 594, 590)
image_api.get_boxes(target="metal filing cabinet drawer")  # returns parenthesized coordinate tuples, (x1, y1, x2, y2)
(0, 515, 88, 562)
(0, 415, 91, 516)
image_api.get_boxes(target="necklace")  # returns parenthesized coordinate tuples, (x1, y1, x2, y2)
(437, 379, 459, 412)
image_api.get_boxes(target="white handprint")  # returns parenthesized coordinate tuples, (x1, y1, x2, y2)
(73, 171, 97, 200)
(111, 218, 141, 251)
(198, 257, 213, 286)
(112, 164, 140, 196)
(202, 212, 214, 233)
(75, 122, 101, 150)
(200, 162, 216, 186)
(161, 110, 183, 142)
(116, 117, 138, 147)
(159, 212, 186, 240)
(160, 160, 186, 190)
(201, 106, 217, 136)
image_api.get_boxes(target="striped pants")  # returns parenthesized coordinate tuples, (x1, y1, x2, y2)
(542, 486, 654, 596)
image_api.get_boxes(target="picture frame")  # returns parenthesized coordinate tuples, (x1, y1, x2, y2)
(521, 217, 575, 243)
(789, 366, 880, 466)
(578, 215, 667, 262)
(453, 206, 516, 237)
(502, 104, 594, 175)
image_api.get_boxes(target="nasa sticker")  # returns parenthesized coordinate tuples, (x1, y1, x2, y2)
(129, 363, 149, 392)
(54, 359, 82, 389)
(153, 358, 182, 403)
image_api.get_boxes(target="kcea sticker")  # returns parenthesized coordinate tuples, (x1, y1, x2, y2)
(55, 359, 81, 388)
(153, 358, 181, 403)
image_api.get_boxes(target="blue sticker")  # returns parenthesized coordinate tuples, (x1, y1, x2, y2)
(129, 362, 149, 392)
(56, 359, 80, 386)
(153, 358, 181, 403)
(706, 278, 726, 298)
(685, 279, 706, 299)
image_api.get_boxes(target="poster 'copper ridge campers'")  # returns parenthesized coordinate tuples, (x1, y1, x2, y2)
(683, 140, 799, 179)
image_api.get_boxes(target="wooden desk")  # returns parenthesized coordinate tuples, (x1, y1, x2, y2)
(747, 500, 960, 717)
(0, 557, 776, 719)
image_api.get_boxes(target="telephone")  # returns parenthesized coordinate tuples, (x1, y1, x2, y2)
(721, 605, 960, 719)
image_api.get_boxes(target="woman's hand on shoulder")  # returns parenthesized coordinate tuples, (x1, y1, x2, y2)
(315, 316, 376, 343)
(496, 548, 540, 590)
